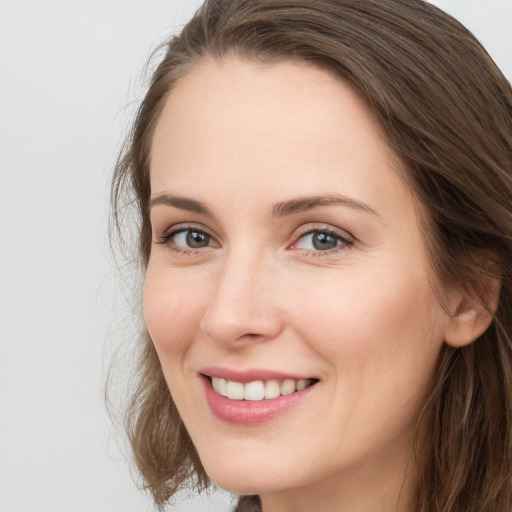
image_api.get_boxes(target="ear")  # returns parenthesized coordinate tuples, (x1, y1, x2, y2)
(444, 253, 502, 348)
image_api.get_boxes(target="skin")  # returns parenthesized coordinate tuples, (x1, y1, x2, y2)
(145, 58, 464, 512)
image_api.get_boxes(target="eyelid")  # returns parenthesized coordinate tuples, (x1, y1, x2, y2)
(154, 223, 220, 256)
(293, 223, 353, 240)
(155, 222, 212, 240)
(288, 223, 354, 253)
(153, 221, 353, 256)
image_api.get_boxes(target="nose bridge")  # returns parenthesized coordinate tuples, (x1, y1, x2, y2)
(199, 246, 282, 346)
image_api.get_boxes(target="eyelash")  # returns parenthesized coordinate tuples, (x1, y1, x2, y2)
(155, 224, 354, 257)
(289, 226, 353, 256)
(156, 224, 216, 256)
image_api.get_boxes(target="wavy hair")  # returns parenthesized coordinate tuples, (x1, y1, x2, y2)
(110, 1, 512, 510)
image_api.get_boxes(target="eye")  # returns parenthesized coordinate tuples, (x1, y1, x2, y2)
(155, 225, 218, 254)
(291, 228, 353, 253)
(172, 229, 212, 249)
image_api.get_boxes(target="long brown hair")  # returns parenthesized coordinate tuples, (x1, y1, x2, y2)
(110, 1, 512, 510)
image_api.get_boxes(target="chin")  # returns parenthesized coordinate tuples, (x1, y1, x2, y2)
(206, 468, 264, 495)
(201, 455, 293, 496)
(212, 478, 263, 496)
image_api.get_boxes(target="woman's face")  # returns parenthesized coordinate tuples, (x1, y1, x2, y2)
(145, 59, 454, 509)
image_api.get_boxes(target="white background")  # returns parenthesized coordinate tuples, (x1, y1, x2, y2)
(0, 1, 510, 511)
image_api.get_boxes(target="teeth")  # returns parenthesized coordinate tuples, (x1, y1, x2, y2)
(264, 380, 281, 399)
(244, 381, 265, 401)
(211, 377, 313, 401)
(296, 379, 307, 391)
(280, 379, 296, 395)
(226, 380, 244, 400)
(211, 377, 227, 397)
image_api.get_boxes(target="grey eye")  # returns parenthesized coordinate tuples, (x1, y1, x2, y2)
(173, 230, 212, 248)
(311, 232, 339, 250)
(296, 231, 342, 251)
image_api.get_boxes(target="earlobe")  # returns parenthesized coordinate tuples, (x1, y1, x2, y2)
(444, 259, 502, 348)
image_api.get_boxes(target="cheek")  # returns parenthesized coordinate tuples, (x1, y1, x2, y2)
(286, 268, 446, 452)
(288, 265, 446, 384)
(143, 264, 206, 356)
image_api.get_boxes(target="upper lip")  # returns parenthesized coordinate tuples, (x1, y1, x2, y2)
(200, 366, 316, 383)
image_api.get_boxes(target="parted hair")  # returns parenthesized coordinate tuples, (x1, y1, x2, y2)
(110, 1, 512, 510)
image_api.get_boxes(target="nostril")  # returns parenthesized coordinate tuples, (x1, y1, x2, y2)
(242, 333, 263, 339)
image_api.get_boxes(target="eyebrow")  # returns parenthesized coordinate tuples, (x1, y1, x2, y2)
(149, 193, 213, 216)
(148, 192, 378, 218)
(271, 194, 379, 217)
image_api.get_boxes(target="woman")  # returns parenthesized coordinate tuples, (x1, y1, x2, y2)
(111, 0, 512, 510)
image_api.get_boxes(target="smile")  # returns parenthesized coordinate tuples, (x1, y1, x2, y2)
(201, 369, 319, 425)
(211, 376, 314, 401)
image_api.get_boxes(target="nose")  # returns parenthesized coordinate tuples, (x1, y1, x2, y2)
(199, 253, 283, 347)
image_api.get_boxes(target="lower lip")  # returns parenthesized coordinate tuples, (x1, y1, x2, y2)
(202, 377, 316, 425)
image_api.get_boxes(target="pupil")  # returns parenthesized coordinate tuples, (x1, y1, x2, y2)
(186, 231, 209, 248)
(313, 232, 338, 250)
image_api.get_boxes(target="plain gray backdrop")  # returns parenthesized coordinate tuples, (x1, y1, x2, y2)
(0, 1, 510, 511)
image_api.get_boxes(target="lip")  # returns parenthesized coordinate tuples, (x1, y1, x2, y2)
(199, 367, 318, 425)
(200, 366, 313, 383)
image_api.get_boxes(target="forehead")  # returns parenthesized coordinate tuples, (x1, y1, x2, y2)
(150, 58, 413, 219)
